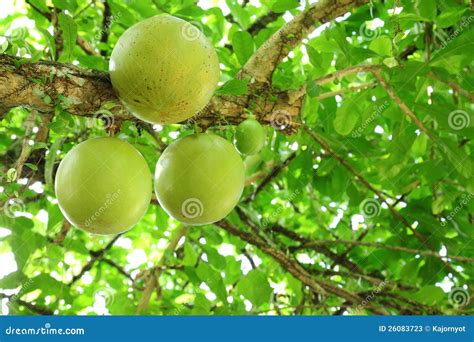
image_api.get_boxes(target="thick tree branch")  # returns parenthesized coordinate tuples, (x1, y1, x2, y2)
(0, 54, 303, 133)
(241, 0, 369, 83)
(0, 54, 126, 118)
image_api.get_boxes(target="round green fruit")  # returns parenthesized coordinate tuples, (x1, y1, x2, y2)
(234, 118, 266, 155)
(55, 137, 152, 235)
(154, 133, 244, 225)
(109, 15, 220, 124)
(244, 153, 263, 176)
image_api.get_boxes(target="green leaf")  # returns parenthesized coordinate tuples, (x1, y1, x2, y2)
(411, 133, 428, 157)
(216, 79, 248, 96)
(306, 80, 320, 97)
(411, 286, 445, 305)
(201, 245, 226, 270)
(155, 206, 169, 231)
(24, 163, 38, 171)
(183, 241, 198, 266)
(415, 0, 437, 21)
(235, 269, 272, 308)
(369, 36, 392, 56)
(58, 12, 77, 62)
(436, 8, 467, 28)
(232, 31, 254, 66)
(272, 0, 299, 13)
(383, 57, 398, 68)
(196, 263, 228, 304)
(333, 99, 360, 136)
(37, 27, 56, 60)
(52, 0, 77, 12)
(27, 0, 49, 13)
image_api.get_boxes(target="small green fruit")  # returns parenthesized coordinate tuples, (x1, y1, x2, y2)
(154, 133, 244, 225)
(55, 137, 152, 234)
(109, 15, 220, 124)
(244, 153, 263, 176)
(234, 118, 266, 155)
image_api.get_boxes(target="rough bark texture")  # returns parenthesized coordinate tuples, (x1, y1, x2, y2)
(241, 0, 370, 83)
(0, 54, 303, 133)
(0, 0, 369, 133)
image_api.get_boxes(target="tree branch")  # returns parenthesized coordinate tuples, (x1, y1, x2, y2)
(427, 71, 474, 103)
(53, 219, 71, 244)
(0, 54, 303, 133)
(243, 151, 297, 203)
(137, 225, 188, 314)
(100, 0, 112, 57)
(302, 125, 459, 276)
(101, 258, 134, 282)
(215, 220, 389, 315)
(269, 224, 365, 275)
(69, 234, 122, 285)
(0, 293, 54, 315)
(241, 0, 369, 83)
(292, 239, 474, 263)
(25, 0, 100, 57)
(247, 11, 280, 35)
(15, 110, 37, 178)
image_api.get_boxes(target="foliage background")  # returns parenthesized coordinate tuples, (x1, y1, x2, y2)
(0, 0, 473, 315)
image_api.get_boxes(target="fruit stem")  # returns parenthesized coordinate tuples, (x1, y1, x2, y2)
(193, 121, 202, 134)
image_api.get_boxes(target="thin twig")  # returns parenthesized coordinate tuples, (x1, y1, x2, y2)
(136, 226, 188, 314)
(243, 151, 296, 203)
(293, 239, 474, 263)
(69, 234, 122, 285)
